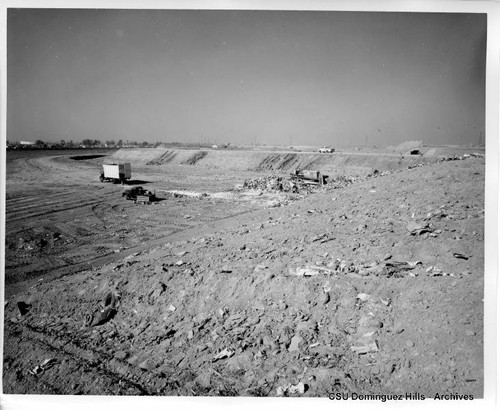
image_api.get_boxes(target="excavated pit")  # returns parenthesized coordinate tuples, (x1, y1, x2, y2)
(3, 147, 485, 398)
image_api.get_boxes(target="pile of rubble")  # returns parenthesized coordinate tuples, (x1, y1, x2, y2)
(288, 255, 468, 280)
(243, 175, 284, 191)
(243, 172, 362, 195)
(440, 153, 484, 162)
(243, 152, 484, 198)
(323, 175, 362, 190)
(242, 175, 319, 195)
(288, 258, 425, 279)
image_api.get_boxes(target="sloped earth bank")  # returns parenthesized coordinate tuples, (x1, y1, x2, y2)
(110, 147, 441, 177)
(3, 152, 484, 399)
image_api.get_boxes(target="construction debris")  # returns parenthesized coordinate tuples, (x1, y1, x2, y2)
(426, 266, 449, 277)
(406, 221, 433, 235)
(28, 358, 57, 376)
(276, 381, 306, 396)
(351, 342, 379, 355)
(357, 293, 371, 302)
(212, 348, 235, 362)
(87, 291, 121, 327)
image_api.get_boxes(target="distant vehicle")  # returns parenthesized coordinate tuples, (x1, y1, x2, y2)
(318, 147, 335, 153)
(100, 163, 131, 184)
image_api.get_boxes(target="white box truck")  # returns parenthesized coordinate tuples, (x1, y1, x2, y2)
(100, 163, 131, 184)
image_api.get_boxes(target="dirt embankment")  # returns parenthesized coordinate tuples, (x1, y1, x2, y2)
(110, 148, 439, 177)
(3, 155, 485, 397)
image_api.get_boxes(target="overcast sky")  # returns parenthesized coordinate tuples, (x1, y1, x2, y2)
(7, 9, 486, 146)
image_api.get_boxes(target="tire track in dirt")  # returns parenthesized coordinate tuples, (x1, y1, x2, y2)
(7, 198, 105, 223)
(5, 206, 257, 297)
(5, 324, 151, 395)
(7, 191, 91, 213)
(6, 189, 122, 227)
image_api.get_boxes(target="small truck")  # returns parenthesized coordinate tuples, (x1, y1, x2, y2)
(100, 163, 131, 185)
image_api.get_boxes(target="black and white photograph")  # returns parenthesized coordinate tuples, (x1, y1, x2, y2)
(1, 1, 498, 409)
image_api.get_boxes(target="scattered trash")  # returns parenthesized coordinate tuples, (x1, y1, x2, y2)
(453, 252, 469, 260)
(426, 266, 446, 276)
(243, 175, 284, 191)
(17, 301, 32, 316)
(175, 260, 184, 266)
(88, 291, 121, 327)
(357, 293, 371, 302)
(290, 258, 425, 279)
(28, 358, 57, 376)
(212, 348, 235, 362)
(288, 267, 321, 277)
(168, 304, 176, 312)
(383, 261, 422, 278)
(322, 281, 332, 293)
(276, 381, 306, 396)
(351, 341, 379, 355)
(406, 221, 433, 235)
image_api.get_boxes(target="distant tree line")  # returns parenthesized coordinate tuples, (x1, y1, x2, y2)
(6, 138, 163, 150)
(6, 139, 238, 150)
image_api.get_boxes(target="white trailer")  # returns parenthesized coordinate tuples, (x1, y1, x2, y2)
(100, 163, 131, 184)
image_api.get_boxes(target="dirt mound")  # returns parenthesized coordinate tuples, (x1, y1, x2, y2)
(3, 155, 485, 397)
(183, 151, 209, 165)
(146, 150, 178, 165)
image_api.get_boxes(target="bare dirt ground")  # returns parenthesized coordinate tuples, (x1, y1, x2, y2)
(3, 147, 485, 399)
